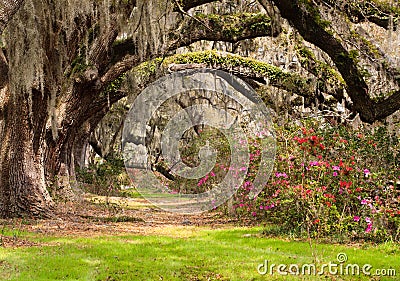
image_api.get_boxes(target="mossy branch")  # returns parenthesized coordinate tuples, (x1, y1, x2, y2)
(118, 51, 319, 102)
(320, 0, 400, 30)
(168, 12, 280, 51)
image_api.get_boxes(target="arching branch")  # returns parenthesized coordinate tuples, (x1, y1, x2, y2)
(101, 12, 280, 88)
(102, 50, 342, 109)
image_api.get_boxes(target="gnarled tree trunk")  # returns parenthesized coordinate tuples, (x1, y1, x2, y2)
(0, 87, 54, 218)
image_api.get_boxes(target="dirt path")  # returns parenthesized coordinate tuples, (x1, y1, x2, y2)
(0, 194, 245, 243)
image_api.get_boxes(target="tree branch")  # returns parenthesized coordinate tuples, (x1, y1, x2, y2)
(179, 0, 220, 11)
(167, 12, 280, 51)
(166, 51, 315, 98)
(88, 15, 120, 72)
(100, 55, 140, 86)
(102, 12, 281, 89)
(319, 0, 400, 30)
(108, 12, 280, 64)
(296, 46, 345, 101)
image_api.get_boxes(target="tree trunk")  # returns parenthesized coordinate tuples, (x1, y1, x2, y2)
(43, 83, 113, 201)
(0, 87, 54, 218)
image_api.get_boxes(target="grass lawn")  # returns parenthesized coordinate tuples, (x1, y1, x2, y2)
(0, 226, 399, 281)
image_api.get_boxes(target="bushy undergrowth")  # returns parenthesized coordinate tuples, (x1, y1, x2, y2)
(233, 119, 400, 242)
(76, 158, 131, 196)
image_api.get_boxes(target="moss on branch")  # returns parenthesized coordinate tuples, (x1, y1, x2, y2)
(133, 50, 314, 98)
(195, 12, 272, 37)
(170, 12, 278, 48)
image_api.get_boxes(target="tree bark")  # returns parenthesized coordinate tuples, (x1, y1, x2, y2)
(0, 87, 54, 218)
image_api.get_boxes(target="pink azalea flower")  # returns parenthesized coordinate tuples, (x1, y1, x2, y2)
(332, 166, 340, 171)
(363, 169, 370, 176)
(243, 181, 251, 187)
(275, 172, 288, 178)
(353, 216, 360, 222)
(333, 172, 338, 177)
(365, 223, 373, 233)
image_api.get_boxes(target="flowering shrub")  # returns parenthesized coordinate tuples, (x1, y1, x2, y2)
(234, 119, 400, 242)
(157, 117, 399, 242)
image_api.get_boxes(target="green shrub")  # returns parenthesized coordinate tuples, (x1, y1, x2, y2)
(76, 157, 131, 196)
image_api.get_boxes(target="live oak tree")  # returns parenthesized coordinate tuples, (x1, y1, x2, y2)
(0, 0, 399, 218)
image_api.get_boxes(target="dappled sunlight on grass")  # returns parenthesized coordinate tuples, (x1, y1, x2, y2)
(0, 226, 398, 280)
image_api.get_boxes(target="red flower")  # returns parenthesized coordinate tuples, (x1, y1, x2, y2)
(294, 136, 308, 144)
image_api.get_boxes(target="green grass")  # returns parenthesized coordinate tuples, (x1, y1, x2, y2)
(0, 226, 399, 280)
